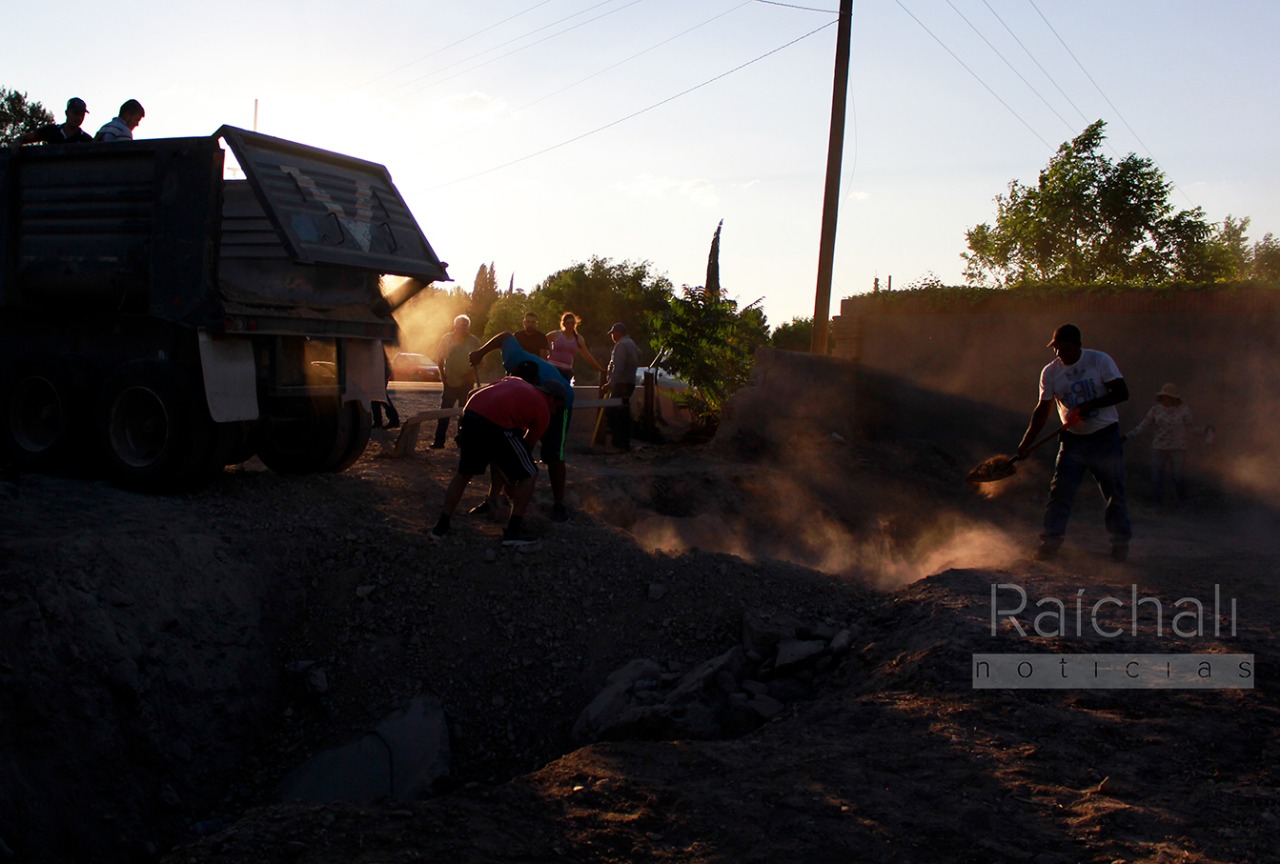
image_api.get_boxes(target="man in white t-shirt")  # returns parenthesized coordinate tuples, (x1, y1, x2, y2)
(94, 99, 145, 142)
(1017, 323, 1132, 561)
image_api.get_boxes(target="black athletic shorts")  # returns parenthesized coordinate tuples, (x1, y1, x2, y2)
(456, 410, 538, 482)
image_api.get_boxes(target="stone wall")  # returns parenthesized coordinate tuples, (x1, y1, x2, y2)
(830, 288, 1280, 503)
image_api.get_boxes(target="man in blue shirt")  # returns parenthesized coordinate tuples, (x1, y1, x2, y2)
(470, 332, 577, 523)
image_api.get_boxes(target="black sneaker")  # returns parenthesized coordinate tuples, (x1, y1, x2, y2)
(1110, 543, 1129, 563)
(1034, 539, 1061, 561)
(552, 503, 571, 523)
(501, 527, 541, 550)
(428, 516, 450, 541)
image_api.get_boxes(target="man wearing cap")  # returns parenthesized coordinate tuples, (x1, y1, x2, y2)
(1018, 323, 1132, 561)
(469, 330, 578, 522)
(603, 322, 640, 452)
(13, 98, 93, 147)
(94, 99, 145, 142)
(428, 375, 565, 548)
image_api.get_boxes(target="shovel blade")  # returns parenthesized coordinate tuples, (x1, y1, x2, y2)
(966, 454, 1018, 484)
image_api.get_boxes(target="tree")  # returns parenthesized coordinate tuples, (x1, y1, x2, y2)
(705, 219, 722, 300)
(469, 262, 499, 336)
(770, 317, 833, 353)
(649, 225, 769, 429)
(963, 120, 1223, 287)
(1251, 233, 1280, 282)
(532, 257, 674, 360)
(0, 88, 54, 144)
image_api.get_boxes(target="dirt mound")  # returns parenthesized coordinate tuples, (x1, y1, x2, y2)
(3, 423, 1278, 864)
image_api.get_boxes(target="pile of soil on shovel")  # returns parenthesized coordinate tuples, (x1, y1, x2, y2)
(3, 415, 1278, 864)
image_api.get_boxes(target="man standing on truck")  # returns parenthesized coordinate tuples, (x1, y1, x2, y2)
(94, 99, 145, 142)
(428, 376, 566, 549)
(12, 97, 92, 147)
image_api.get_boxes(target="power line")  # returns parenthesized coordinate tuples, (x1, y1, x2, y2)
(385, 0, 643, 98)
(979, 0, 1089, 127)
(359, 0, 555, 90)
(945, 0, 1076, 136)
(752, 0, 835, 11)
(893, 0, 1052, 149)
(1026, 0, 1192, 205)
(432, 1, 757, 150)
(431, 19, 838, 190)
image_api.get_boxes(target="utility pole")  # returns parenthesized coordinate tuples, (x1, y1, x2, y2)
(810, 0, 853, 355)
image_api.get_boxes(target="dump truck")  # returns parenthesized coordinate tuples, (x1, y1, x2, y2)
(0, 126, 449, 490)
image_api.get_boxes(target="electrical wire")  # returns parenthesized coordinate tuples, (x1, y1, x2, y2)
(1026, 0, 1192, 205)
(359, 0, 556, 90)
(431, 19, 839, 189)
(945, 0, 1076, 136)
(432, 1, 757, 150)
(752, 0, 835, 11)
(385, 0, 644, 98)
(979, 0, 1089, 127)
(893, 0, 1052, 149)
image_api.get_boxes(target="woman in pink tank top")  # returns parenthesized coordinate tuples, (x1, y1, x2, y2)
(546, 312, 604, 384)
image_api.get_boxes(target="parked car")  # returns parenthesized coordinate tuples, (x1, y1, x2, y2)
(634, 350, 687, 391)
(391, 352, 441, 382)
(634, 365, 688, 391)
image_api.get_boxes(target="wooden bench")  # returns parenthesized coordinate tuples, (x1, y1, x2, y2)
(390, 398, 623, 457)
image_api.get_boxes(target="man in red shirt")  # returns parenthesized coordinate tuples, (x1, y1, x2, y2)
(428, 376, 566, 547)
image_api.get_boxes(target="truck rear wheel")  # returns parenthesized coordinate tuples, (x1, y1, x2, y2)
(2, 354, 92, 473)
(326, 400, 372, 472)
(255, 395, 348, 475)
(99, 361, 213, 491)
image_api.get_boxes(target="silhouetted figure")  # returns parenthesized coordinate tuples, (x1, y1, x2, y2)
(1018, 324, 1131, 562)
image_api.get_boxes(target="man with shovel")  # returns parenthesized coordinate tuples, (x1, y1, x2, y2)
(1018, 324, 1132, 562)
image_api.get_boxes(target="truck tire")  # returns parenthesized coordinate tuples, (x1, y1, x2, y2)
(98, 360, 213, 491)
(325, 400, 372, 473)
(255, 395, 345, 475)
(217, 420, 257, 467)
(1, 354, 91, 473)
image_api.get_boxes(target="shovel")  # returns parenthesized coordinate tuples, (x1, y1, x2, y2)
(966, 418, 1076, 484)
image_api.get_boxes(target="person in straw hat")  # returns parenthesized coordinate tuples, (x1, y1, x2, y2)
(1124, 383, 1211, 506)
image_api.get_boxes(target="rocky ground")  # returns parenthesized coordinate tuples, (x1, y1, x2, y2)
(2, 391, 1277, 863)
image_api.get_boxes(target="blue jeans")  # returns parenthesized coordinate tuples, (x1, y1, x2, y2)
(1042, 423, 1131, 545)
(1151, 448, 1187, 502)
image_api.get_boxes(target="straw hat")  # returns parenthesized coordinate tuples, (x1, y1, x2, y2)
(1156, 383, 1181, 402)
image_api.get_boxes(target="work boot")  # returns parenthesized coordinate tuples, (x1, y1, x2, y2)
(1035, 538, 1062, 561)
(428, 515, 450, 542)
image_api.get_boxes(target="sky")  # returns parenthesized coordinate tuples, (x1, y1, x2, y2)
(8, 0, 1279, 328)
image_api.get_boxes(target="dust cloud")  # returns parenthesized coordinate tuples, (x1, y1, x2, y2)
(383, 277, 467, 359)
(618, 450, 1025, 593)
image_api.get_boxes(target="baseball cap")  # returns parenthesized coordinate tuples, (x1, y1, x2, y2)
(1048, 324, 1081, 347)
(607, 322, 627, 335)
(67, 97, 88, 113)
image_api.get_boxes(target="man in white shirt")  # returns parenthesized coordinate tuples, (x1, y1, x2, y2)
(95, 99, 145, 142)
(1017, 323, 1132, 561)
